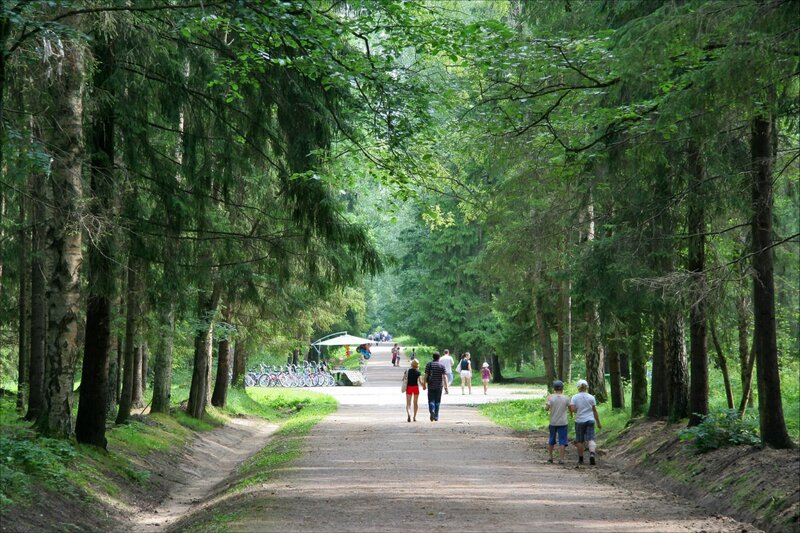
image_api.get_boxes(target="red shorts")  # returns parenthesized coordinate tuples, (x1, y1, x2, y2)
(406, 385, 420, 395)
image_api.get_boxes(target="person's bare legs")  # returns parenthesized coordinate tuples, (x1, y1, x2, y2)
(547, 443, 554, 462)
(405, 394, 411, 422)
(467, 375, 472, 394)
(483, 380, 488, 394)
(460, 374, 465, 395)
(559, 445, 566, 462)
(412, 394, 419, 421)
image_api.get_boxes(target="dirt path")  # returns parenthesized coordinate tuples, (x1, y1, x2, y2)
(226, 346, 758, 532)
(130, 416, 277, 532)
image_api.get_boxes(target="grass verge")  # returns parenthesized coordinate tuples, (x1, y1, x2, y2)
(479, 385, 631, 445)
(175, 388, 337, 532)
(0, 386, 337, 532)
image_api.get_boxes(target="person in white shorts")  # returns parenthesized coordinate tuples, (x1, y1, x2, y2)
(458, 352, 472, 395)
(439, 349, 455, 389)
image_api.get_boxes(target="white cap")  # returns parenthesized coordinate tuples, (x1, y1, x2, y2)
(577, 379, 589, 389)
(482, 362, 489, 368)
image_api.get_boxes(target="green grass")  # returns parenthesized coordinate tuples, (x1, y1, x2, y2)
(234, 388, 337, 491)
(182, 389, 337, 532)
(185, 510, 245, 533)
(480, 385, 633, 445)
(0, 380, 337, 526)
(481, 360, 800, 444)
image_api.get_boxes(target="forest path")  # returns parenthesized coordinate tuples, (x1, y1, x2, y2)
(225, 346, 758, 532)
(129, 416, 278, 532)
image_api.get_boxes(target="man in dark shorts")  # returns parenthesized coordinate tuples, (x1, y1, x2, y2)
(569, 379, 602, 465)
(425, 352, 449, 421)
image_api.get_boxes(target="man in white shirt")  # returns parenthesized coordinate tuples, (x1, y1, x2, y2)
(569, 379, 602, 465)
(439, 349, 455, 390)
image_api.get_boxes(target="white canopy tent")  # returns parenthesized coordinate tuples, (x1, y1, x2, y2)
(313, 332, 373, 346)
(310, 331, 373, 355)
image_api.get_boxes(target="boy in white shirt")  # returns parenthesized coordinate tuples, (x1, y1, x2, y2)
(545, 380, 571, 464)
(569, 379, 602, 465)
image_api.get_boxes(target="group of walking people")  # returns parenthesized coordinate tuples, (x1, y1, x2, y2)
(401, 351, 448, 422)
(401, 350, 493, 423)
(399, 346, 602, 465)
(545, 378, 602, 465)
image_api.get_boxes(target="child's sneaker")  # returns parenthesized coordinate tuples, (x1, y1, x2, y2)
(589, 453, 596, 465)
(547, 458, 553, 463)
(578, 456, 584, 464)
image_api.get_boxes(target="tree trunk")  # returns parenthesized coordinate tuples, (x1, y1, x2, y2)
(26, 171, 47, 422)
(132, 345, 144, 409)
(0, 15, 9, 267)
(151, 59, 185, 413)
(736, 289, 753, 407)
(35, 30, 86, 437)
(584, 305, 607, 403)
(231, 338, 246, 388)
(556, 280, 572, 383)
(116, 258, 139, 424)
(738, 338, 757, 416)
(648, 317, 670, 418)
(116, 336, 123, 403)
(557, 295, 565, 380)
(76, 40, 116, 446)
(607, 341, 625, 409)
(187, 280, 222, 419)
(106, 328, 119, 417)
(206, 335, 214, 406)
(534, 294, 555, 389)
(630, 327, 648, 417)
(151, 299, 175, 413)
(582, 196, 606, 401)
(666, 312, 689, 421)
(710, 320, 734, 410)
(687, 143, 708, 427)
(619, 352, 630, 381)
(0, 173, 4, 303)
(17, 193, 28, 410)
(750, 113, 793, 448)
(490, 352, 503, 382)
(211, 336, 232, 407)
(141, 342, 148, 391)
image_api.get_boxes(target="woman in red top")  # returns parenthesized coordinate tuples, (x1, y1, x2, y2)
(404, 359, 424, 422)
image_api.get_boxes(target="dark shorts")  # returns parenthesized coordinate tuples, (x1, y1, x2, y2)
(548, 425, 568, 446)
(575, 421, 596, 442)
(406, 385, 419, 395)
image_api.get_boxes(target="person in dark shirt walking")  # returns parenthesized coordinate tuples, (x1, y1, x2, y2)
(425, 352, 449, 421)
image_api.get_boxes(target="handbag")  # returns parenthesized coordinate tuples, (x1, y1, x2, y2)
(401, 370, 408, 393)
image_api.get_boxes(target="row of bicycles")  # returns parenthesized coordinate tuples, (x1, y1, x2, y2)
(244, 362, 337, 388)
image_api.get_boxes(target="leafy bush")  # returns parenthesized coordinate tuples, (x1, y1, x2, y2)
(0, 431, 78, 504)
(679, 409, 761, 453)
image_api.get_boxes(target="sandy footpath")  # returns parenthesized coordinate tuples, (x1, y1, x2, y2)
(229, 347, 758, 532)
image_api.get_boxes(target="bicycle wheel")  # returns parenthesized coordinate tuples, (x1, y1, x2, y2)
(245, 374, 256, 387)
(257, 374, 270, 387)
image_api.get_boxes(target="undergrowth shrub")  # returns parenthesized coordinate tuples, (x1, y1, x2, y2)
(0, 431, 77, 505)
(679, 409, 760, 453)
